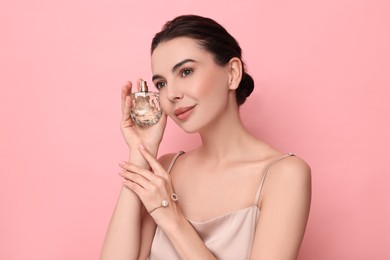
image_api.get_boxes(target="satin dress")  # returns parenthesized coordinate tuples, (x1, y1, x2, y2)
(149, 152, 295, 260)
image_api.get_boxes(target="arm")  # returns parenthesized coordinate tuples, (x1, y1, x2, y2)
(100, 152, 148, 260)
(250, 156, 311, 260)
(101, 154, 177, 260)
(120, 146, 217, 260)
(100, 80, 167, 260)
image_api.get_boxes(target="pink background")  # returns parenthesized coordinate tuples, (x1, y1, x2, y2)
(1, 0, 389, 259)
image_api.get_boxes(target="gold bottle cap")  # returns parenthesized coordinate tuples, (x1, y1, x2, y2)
(140, 81, 148, 92)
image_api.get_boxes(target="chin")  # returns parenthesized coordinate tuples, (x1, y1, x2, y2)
(177, 123, 200, 134)
(177, 119, 215, 135)
(171, 119, 201, 134)
(181, 128, 199, 134)
(171, 112, 214, 134)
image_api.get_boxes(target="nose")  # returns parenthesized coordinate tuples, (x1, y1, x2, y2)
(167, 85, 183, 102)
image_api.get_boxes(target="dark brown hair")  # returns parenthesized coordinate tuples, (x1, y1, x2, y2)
(151, 15, 254, 106)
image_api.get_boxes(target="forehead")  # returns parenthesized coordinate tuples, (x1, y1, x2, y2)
(151, 37, 212, 72)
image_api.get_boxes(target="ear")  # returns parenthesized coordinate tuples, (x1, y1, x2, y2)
(227, 57, 243, 90)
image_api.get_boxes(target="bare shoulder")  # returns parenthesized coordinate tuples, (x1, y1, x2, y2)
(271, 154, 311, 180)
(265, 154, 311, 182)
(252, 154, 311, 258)
(261, 154, 311, 205)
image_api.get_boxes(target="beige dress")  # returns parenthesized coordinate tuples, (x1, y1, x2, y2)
(149, 152, 295, 260)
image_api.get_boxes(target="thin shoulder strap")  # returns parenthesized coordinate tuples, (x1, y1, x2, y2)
(167, 151, 185, 174)
(254, 153, 295, 206)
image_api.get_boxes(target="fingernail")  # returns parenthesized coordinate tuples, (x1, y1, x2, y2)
(119, 161, 127, 166)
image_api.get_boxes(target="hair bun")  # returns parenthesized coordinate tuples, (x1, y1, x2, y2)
(236, 72, 254, 105)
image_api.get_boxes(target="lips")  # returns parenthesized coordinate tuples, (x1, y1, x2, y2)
(174, 105, 196, 120)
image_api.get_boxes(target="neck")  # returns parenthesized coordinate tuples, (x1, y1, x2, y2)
(197, 97, 257, 162)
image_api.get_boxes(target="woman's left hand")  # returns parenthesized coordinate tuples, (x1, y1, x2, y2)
(119, 144, 178, 221)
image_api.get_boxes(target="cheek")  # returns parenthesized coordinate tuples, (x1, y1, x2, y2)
(201, 72, 229, 98)
(158, 92, 174, 115)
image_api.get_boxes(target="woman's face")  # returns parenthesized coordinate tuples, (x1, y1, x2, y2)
(151, 37, 232, 133)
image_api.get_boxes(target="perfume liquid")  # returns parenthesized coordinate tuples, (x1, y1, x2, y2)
(130, 81, 162, 126)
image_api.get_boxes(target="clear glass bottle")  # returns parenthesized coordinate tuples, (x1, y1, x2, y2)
(130, 80, 162, 126)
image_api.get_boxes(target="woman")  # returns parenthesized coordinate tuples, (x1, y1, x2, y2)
(101, 15, 311, 260)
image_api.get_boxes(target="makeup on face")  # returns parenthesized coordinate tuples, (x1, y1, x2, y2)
(174, 105, 197, 121)
(151, 37, 232, 132)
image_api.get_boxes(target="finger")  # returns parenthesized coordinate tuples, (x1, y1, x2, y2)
(119, 162, 159, 182)
(156, 111, 167, 127)
(119, 171, 153, 190)
(120, 167, 167, 205)
(121, 81, 132, 113)
(138, 145, 166, 176)
(123, 179, 145, 198)
(121, 95, 133, 125)
(122, 180, 161, 213)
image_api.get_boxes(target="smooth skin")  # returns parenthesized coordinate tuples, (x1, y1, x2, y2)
(101, 37, 311, 260)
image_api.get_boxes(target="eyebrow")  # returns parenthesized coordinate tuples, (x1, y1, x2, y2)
(152, 58, 196, 81)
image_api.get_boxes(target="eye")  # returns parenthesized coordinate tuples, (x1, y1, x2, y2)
(155, 81, 166, 90)
(180, 68, 193, 77)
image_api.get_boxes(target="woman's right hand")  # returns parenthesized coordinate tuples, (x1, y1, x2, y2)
(120, 79, 167, 157)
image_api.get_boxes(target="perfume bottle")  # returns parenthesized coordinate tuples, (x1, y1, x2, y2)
(130, 80, 162, 126)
